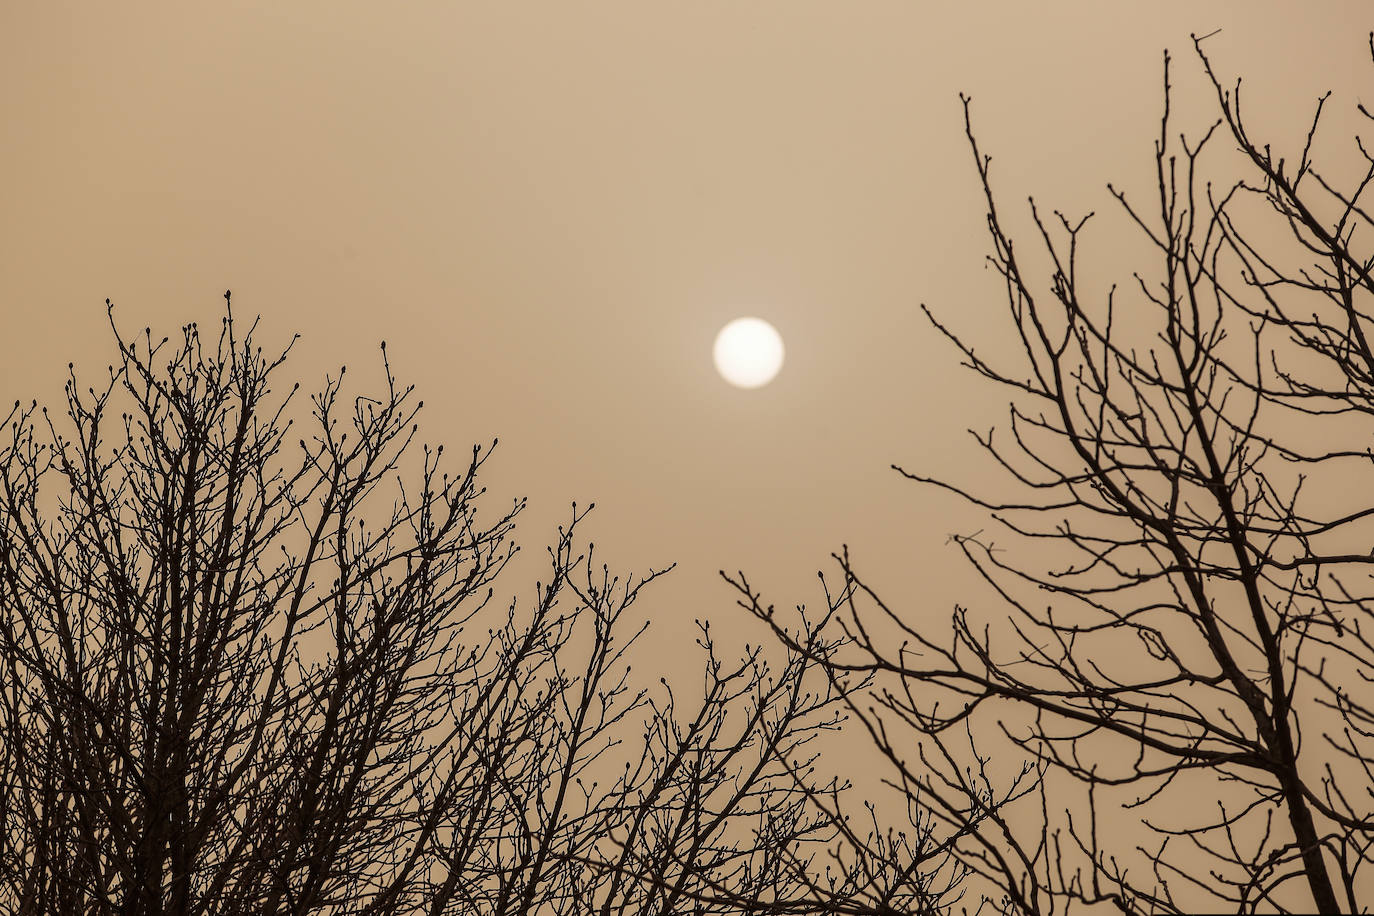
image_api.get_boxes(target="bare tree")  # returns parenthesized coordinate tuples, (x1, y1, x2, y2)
(0, 296, 994, 915)
(736, 34, 1374, 915)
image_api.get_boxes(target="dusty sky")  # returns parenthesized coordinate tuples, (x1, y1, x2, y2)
(2, 1, 1368, 670)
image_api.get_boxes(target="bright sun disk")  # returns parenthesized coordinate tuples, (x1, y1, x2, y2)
(713, 318, 784, 389)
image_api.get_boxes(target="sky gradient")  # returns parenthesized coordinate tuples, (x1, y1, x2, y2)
(2, 0, 1367, 671)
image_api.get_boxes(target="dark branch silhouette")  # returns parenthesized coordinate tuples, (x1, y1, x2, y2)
(737, 34, 1374, 915)
(0, 297, 986, 914)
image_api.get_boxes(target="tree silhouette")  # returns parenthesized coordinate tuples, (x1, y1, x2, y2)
(0, 297, 994, 915)
(736, 34, 1374, 915)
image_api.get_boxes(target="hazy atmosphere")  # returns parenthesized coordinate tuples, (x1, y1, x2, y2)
(4, 3, 1373, 913)
(4, 2, 1362, 643)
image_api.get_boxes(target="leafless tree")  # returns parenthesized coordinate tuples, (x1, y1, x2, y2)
(0, 296, 994, 915)
(736, 33, 1374, 915)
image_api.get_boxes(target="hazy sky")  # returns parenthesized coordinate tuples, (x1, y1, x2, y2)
(2, 1, 1368, 666)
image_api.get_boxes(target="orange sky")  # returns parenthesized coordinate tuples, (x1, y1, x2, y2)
(2, 1, 1368, 670)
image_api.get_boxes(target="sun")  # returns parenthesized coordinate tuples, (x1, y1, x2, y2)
(713, 317, 785, 389)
